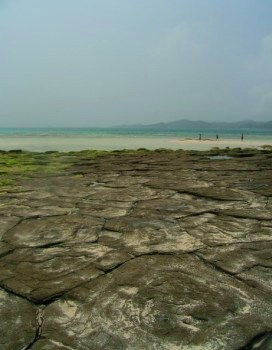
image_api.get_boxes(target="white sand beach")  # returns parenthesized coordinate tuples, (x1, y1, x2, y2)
(0, 135, 271, 152)
(170, 138, 272, 150)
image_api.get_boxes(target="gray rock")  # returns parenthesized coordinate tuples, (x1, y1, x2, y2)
(0, 150, 272, 349)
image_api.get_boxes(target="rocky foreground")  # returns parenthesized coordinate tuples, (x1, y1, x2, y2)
(0, 148, 272, 350)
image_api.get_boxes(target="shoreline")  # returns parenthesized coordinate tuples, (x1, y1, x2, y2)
(170, 138, 272, 150)
(0, 135, 271, 152)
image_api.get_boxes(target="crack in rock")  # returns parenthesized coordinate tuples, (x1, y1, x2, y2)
(238, 332, 272, 350)
(21, 309, 45, 350)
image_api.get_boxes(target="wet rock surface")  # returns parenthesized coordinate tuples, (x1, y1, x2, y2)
(0, 149, 272, 349)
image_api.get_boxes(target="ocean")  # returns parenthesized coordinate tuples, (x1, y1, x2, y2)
(0, 127, 271, 152)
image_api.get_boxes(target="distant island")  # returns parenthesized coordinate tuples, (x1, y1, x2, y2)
(121, 119, 272, 129)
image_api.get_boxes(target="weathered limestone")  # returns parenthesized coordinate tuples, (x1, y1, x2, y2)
(31, 255, 272, 350)
(0, 149, 271, 349)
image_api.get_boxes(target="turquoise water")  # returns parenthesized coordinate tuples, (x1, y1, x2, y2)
(0, 127, 271, 139)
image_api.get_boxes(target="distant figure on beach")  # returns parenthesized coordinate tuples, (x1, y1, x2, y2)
(241, 133, 244, 142)
(199, 133, 202, 141)
(216, 134, 219, 141)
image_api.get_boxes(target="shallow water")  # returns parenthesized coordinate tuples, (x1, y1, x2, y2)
(0, 127, 271, 151)
(0, 127, 272, 139)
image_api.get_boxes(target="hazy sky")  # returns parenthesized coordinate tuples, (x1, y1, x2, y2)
(1, 0, 272, 127)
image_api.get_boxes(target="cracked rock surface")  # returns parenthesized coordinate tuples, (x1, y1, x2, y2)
(0, 149, 272, 349)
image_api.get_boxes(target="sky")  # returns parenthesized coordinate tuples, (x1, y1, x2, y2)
(1, 0, 272, 127)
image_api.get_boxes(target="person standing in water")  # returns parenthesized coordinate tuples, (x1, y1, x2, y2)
(199, 133, 202, 141)
(241, 133, 244, 142)
(216, 134, 219, 141)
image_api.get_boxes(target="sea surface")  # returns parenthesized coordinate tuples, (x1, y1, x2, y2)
(0, 127, 271, 152)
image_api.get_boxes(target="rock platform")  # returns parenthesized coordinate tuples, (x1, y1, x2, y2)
(0, 148, 272, 350)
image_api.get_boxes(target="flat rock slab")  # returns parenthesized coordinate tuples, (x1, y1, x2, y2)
(37, 255, 271, 350)
(0, 149, 272, 349)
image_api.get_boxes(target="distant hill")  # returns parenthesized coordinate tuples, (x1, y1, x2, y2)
(122, 119, 272, 129)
